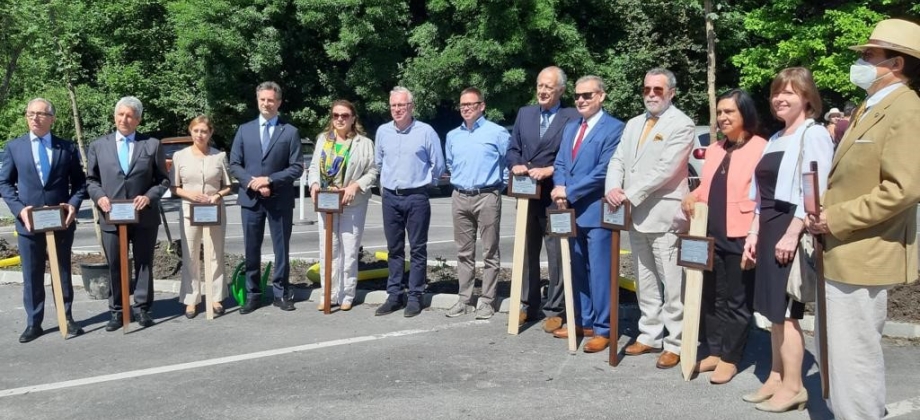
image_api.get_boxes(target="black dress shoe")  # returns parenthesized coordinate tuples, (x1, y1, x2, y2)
(239, 299, 261, 315)
(135, 310, 154, 328)
(65, 319, 85, 338)
(404, 301, 422, 318)
(19, 326, 43, 343)
(185, 310, 198, 319)
(273, 298, 296, 311)
(213, 305, 226, 316)
(375, 299, 404, 316)
(105, 313, 124, 332)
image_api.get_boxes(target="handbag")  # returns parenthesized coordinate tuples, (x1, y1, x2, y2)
(785, 122, 818, 303)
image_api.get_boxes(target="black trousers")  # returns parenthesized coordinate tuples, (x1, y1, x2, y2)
(241, 203, 293, 299)
(520, 196, 563, 318)
(701, 251, 755, 364)
(19, 228, 76, 326)
(102, 225, 158, 312)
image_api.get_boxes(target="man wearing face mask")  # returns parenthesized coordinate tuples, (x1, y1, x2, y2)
(805, 18, 920, 420)
(604, 68, 695, 369)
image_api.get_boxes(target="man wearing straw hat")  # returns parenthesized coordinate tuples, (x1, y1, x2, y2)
(806, 18, 920, 419)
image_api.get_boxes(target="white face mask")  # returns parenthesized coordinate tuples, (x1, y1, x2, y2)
(849, 58, 893, 90)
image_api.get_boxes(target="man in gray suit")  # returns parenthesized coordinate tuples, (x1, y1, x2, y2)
(86, 96, 170, 331)
(605, 68, 694, 369)
(229, 81, 304, 314)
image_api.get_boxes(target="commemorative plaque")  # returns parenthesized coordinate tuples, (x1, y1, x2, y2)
(600, 201, 630, 231)
(547, 209, 576, 237)
(508, 175, 540, 199)
(28, 206, 66, 233)
(677, 235, 715, 271)
(105, 200, 139, 224)
(315, 190, 344, 213)
(190, 203, 221, 226)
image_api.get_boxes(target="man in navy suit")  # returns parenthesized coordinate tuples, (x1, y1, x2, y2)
(507, 66, 579, 332)
(229, 81, 304, 313)
(551, 75, 624, 353)
(0, 98, 86, 343)
(86, 96, 170, 331)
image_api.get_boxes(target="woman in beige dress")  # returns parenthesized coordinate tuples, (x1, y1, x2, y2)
(308, 100, 378, 311)
(171, 116, 232, 318)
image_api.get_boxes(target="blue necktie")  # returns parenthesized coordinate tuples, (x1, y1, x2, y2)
(118, 138, 130, 174)
(37, 138, 51, 186)
(261, 122, 271, 155)
(540, 111, 550, 138)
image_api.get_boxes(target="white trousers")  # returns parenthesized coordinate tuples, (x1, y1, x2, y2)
(179, 215, 227, 306)
(817, 279, 889, 420)
(630, 231, 684, 354)
(316, 203, 368, 305)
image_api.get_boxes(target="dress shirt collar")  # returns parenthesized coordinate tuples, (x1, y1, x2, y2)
(393, 118, 417, 134)
(29, 132, 51, 145)
(581, 109, 603, 129)
(258, 115, 278, 127)
(540, 102, 561, 115)
(460, 115, 486, 132)
(116, 132, 136, 143)
(866, 82, 903, 109)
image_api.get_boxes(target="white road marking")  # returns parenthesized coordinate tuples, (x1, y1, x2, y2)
(0, 319, 487, 398)
(886, 395, 920, 418)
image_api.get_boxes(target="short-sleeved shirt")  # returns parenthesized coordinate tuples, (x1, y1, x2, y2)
(172, 146, 231, 215)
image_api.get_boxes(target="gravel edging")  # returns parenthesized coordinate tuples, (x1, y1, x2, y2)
(2, 267, 919, 339)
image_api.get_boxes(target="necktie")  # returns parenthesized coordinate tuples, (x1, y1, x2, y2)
(261, 122, 271, 155)
(118, 138, 130, 174)
(636, 117, 659, 151)
(850, 103, 867, 126)
(37, 138, 51, 186)
(571, 120, 588, 159)
(539, 111, 550, 138)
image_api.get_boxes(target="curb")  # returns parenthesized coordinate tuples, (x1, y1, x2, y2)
(2, 269, 919, 339)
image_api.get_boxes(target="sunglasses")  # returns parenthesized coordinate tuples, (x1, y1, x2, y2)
(573, 92, 596, 101)
(643, 86, 667, 96)
(332, 112, 352, 120)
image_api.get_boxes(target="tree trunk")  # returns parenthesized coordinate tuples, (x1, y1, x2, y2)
(0, 46, 24, 107)
(705, 0, 717, 140)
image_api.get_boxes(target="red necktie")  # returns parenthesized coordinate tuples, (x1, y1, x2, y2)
(571, 120, 588, 159)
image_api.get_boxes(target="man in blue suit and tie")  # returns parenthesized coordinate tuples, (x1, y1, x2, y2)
(0, 98, 87, 343)
(551, 75, 624, 353)
(507, 66, 579, 331)
(229, 81, 304, 314)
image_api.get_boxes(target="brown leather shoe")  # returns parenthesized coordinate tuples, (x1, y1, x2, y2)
(624, 341, 662, 356)
(583, 336, 610, 353)
(542, 316, 563, 333)
(552, 326, 594, 339)
(656, 351, 680, 369)
(518, 310, 527, 326)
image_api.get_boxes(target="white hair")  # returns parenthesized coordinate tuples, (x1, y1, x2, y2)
(114, 96, 144, 119)
(27, 98, 56, 116)
(390, 86, 414, 103)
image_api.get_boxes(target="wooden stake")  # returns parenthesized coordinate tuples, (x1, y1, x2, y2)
(507, 198, 529, 334)
(609, 230, 621, 366)
(809, 161, 829, 399)
(204, 226, 214, 320)
(680, 202, 708, 381)
(119, 224, 130, 333)
(45, 231, 68, 338)
(560, 236, 577, 353)
(323, 212, 333, 315)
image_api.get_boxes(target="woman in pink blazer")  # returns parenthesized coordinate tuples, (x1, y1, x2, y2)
(682, 89, 767, 384)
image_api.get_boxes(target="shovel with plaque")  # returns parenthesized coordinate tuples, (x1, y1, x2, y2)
(677, 203, 711, 380)
(315, 189, 344, 314)
(190, 202, 222, 320)
(27, 206, 69, 338)
(506, 175, 541, 334)
(547, 208, 578, 353)
(105, 199, 138, 332)
(600, 200, 631, 366)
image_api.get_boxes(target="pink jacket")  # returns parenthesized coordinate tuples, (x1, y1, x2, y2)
(692, 135, 767, 238)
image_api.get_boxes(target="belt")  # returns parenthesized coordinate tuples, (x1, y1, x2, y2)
(455, 184, 501, 196)
(384, 186, 428, 196)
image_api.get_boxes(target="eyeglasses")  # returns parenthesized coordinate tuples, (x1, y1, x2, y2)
(389, 102, 413, 110)
(573, 92, 596, 101)
(643, 86, 667, 97)
(332, 112, 352, 120)
(25, 111, 53, 119)
(457, 101, 482, 110)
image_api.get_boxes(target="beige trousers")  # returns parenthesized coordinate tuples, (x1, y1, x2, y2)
(179, 209, 227, 306)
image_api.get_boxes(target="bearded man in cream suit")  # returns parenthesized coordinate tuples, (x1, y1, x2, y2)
(605, 68, 694, 370)
(806, 19, 920, 420)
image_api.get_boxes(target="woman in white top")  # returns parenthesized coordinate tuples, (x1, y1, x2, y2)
(742, 68, 833, 412)
(308, 100, 378, 311)
(171, 116, 232, 318)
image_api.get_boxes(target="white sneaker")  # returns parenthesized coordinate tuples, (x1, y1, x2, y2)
(475, 303, 495, 320)
(446, 301, 474, 318)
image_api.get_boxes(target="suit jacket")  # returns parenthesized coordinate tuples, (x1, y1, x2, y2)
(0, 134, 86, 236)
(508, 105, 579, 199)
(86, 132, 169, 231)
(553, 111, 624, 228)
(824, 85, 920, 286)
(307, 132, 379, 208)
(229, 117, 304, 209)
(691, 136, 767, 238)
(606, 105, 695, 233)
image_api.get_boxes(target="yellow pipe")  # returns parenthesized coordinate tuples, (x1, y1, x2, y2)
(305, 251, 409, 283)
(0, 256, 21, 267)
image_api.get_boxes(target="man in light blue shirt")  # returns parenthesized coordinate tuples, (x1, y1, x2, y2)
(374, 86, 445, 317)
(443, 87, 509, 319)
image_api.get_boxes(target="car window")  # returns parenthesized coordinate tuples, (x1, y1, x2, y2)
(162, 143, 190, 159)
(698, 132, 711, 147)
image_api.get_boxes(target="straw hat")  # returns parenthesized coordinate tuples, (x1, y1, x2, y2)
(824, 108, 842, 120)
(849, 19, 920, 60)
